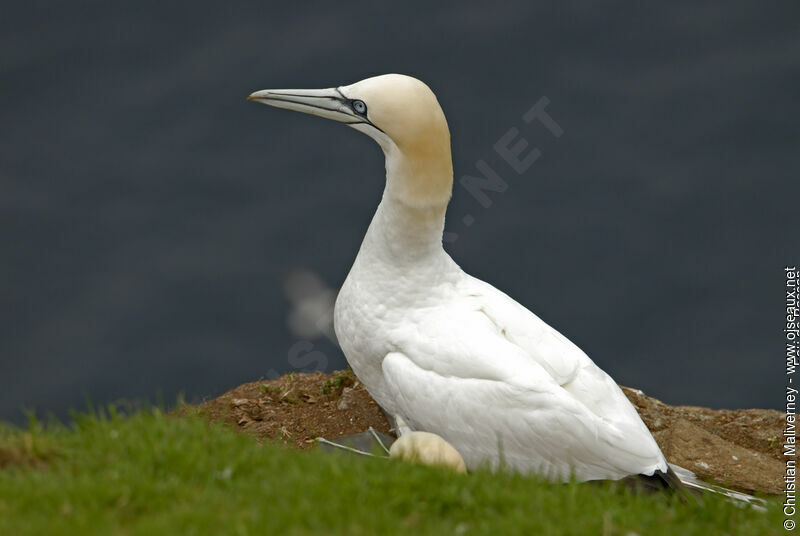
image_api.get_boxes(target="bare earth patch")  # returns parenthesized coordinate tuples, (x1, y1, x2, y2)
(622, 387, 786, 494)
(196, 370, 391, 448)
(197, 370, 787, 495)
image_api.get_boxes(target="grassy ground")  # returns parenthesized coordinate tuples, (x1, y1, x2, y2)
(0, 407, 785, 535)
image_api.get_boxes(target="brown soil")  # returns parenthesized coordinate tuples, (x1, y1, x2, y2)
(622, 387, 787, 494)
(197, 370, 788, 495)
(196, 370, 391, 448)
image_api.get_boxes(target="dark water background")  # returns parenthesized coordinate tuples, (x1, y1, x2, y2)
(2, 1, 798, 424)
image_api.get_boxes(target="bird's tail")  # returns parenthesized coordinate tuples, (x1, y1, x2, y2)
(619, 466, 685, 494)
(668, 463, 767, 510)
(618, 465, 765, 511)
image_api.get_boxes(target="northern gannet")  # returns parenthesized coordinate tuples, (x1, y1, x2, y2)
(248, 74, 669, 482)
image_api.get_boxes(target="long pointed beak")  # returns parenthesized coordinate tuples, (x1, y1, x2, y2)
(248, 87, 360, 124)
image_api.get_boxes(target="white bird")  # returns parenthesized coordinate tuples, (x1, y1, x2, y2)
(248, 74, 669, 483)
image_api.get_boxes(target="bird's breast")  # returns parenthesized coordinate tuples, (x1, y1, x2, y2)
(333, 254, 462, 413)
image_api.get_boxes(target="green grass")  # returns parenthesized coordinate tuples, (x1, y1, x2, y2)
(321, 373, 352, 395)
(0, 407, 785, 535)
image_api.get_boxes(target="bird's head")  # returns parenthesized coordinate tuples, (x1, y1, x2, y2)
(249, 74, 453, 207)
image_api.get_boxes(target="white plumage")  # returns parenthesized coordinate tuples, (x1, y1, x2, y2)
(249, 73, 668, 481)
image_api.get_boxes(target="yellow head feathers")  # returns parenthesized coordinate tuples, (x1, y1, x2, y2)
(250, 74, 454, 207)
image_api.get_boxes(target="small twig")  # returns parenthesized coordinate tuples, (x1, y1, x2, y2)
(368, 427, 391, 455)
(315, 437, 378, 457)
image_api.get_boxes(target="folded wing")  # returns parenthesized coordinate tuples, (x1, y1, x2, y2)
(381, 277, 666, 481)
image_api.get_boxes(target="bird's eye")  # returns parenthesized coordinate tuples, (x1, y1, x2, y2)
(351, 100, 367, 115)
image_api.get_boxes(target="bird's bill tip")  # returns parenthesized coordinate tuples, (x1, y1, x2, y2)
(246, 87, 360, 124)
(247, 90, 272, 102)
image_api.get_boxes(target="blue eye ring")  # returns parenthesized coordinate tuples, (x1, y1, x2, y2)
(351, 99, 367, 115)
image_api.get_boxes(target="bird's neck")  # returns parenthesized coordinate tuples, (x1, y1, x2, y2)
(365, 192, 448, 263)
(352, 141, 456, 277)
(383, 134, 453, 208)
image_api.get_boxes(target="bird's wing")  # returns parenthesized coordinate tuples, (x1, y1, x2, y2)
(460, 275, 648, 426)
(381, 278, 666, 481)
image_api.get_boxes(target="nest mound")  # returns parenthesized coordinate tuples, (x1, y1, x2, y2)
(197, 370, 785, 494)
